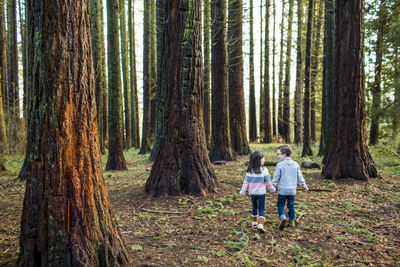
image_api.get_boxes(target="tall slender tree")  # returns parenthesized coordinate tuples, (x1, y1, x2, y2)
(6, 0, 18, 118)
(129, 0, 140, 148)
(18, 0, 132, 264)
(18, 0, 27, 118)
(0, 72, 6, 153)
(203, 0, 211, 147)
(260, 0, 265, 134)
(278, 1, 286, 137)
(302, 0, 314, 156)
(322, 0, 378, 180)
(120, 0, 132, 149)
(369, 0, 385, 146)
(228, 0, 251, 155)
(282, 0, 294, 143)
(146, 0, 218, 197)
(139, 0, 152, 154)
(393, 47, 399, 139)
(294, 0, 303, 144)
(149, 0, 157, 144)
(249, 0, 257, 141)
(210, 0, 236, 162)
(272, 0, 277, 137)
(262, 0, 272, 143)
(89, 0, 107, 154)
(319, 0, 335, 158)
(0, 0, 7, 113)
(106, 0, 127, 170)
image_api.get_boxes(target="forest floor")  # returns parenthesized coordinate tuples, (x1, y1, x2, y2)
(0, 143, 399, 266)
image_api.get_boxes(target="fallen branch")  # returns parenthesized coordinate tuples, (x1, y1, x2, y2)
(309, 188, 333, 192)
(141, 208, 185, 214)
(296, 213, 304, 224)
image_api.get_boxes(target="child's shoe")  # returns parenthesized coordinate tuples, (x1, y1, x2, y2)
(287, 220, 295, 227)
(257, 217, 266, 233)
(252, 216, 258, 228)
(279, 217, 287, 230)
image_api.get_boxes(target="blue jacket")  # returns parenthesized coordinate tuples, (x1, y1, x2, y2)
(272, 158, 308, 195)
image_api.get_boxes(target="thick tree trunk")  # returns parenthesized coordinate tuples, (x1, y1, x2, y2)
(149, 0, 157, 145)
(249, 0, 257, 142)
(139, 0, 152, 154)
(203, 0, 211, 148)
(369, 0, 385, 146)
(106, 0, 127, 170)
(322, 0, 378, 180)
(146, 0, 218, 197)
(272, 0, 277, 137)
(210, 0, 236, 162)
(302, 0, 314, 157)
(319, 0, 335, 158)
(18, 1, 133, 265)
(278, 1, 285, 137)
(294, 0, 303, 144)
(310, 0, 323, 143)
(228, 0, 251, 155)
(129, 0, 140, 148)
(282, 0, 294, 143)
(120, 0, 132, 149)
(89, 0, 107, 154)
(262, 0, 272, 143)
(6, 0, 18, 118)
(0, 0, 6, 113)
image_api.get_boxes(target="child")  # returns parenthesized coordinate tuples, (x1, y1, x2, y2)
(240, 151, 275, 232)
(272, 145, 308, 230)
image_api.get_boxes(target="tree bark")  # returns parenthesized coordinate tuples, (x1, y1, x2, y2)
(149, 0, 157, 145)
(0, 67, 6, 153)
(106, 0, 127, 170)
(203, 0, 211, 148)
(319, 0, 335, 158)
(282, 0, 294, 143)
(272, 0, 277, 137)
(302, 0, 314, 157)
(393, 47, 399, 139)
(18, 1, 133, 265)
(278, 1, 285, 137)
(259, 0, 265, 136)
(210, 0, 236, 162)
(145, 0, 218, 197)
(6, 0, 18, 118)
(262, 0, 272, 143)
(129, 0, 140, 148)
(322, 0, 378, 180)
(0, 0, 6, 113)
(18, 0, 27, 119)
(249, 0, 257, 141)
(228, 0, 251, 155)
(294, 0, 303, 144)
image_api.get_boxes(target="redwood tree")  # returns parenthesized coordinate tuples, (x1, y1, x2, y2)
(262, 0, 272, 143)
(106, 0, 127, 170)
(6, 0, 18, 117)
(209, 0, 236, 162)
(203, 0, 211, 147)
(228, 0, 251, 154)
(249, 0, 257, 141)
(18, 0, 132, 264)
(322, 0, 378, 180)
(0, 0, 6, 112)
(146, 0, 218, 197)
(294, 0, 303, 144)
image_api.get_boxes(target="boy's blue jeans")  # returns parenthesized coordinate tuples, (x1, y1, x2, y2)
(251, 194, 266, 218)
(277, 194, 295, 221)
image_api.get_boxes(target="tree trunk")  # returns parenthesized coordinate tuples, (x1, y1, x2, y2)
(272, 0, 277, 137)
(149, 0, 157, 145)
(369, 0, 385, 146)
(129, 0, 140, 148)
(145, 0, 218, 197)
(322, 0, 378, 180)
(249, 0, 257, 142)
(393, 47, 399, 139)
(310, 0, 323, 143)
(0, 0, 7, 119)
(302, 0, 314, 157)
(228, 0, 251, 155)
(18, 1, 133, 265)
(139, 0, 152, 154)
(282, 0, 294, 143)
(0, 68, 6, 153)
(319, 0, 335, 159)
(210, 0, 236, 162)
(18, 0, 27, 118)
(6, 0, 18, 118)
(89, 0, 107, 154)
(259, 0, 265, 136)
(278, 1, 285, 137)
(262, 0, 272, 143)
(294, 0, 303, 144)
(120, 0, 132, 149)
(106, 0, 127, 170)
(203, 0, 211, 148)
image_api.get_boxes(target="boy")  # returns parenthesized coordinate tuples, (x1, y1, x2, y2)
(272, 145, 308, 229)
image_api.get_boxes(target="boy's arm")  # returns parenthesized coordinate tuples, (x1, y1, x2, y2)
(239, 174, 249, 195)
(272, 165, 281, 188)
(263, 169, 275, 192)
(297, 166, 308, 190)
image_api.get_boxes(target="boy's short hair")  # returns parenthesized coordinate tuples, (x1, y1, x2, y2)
(278, 145, 292, 157)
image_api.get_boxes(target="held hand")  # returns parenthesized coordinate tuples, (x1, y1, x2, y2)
(239, 193, 245, 197)
(304, 187, 309, 191)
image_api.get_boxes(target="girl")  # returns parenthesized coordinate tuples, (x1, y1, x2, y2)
(240, 151, 275, 232)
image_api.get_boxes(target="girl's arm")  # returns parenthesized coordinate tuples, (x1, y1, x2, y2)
(239, 174, 249, 195)
(263, 169, 276, 192)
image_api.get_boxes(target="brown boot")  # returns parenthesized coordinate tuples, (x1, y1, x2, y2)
(257, 217, 265, 233)
(252, 216, 258, 228)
